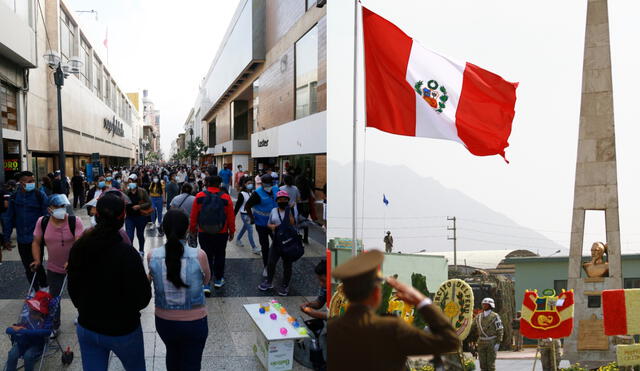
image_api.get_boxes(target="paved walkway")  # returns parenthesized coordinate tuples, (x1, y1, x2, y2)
(0, 210, 325, 370)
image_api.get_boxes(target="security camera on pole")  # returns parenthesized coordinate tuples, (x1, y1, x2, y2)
(42, 50, 84, 180)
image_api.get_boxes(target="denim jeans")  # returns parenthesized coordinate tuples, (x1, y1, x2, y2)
(150, 196, 164, 226)
(18, 243, 47, 291)
(77, 324, 146, 371)
(125, 215, 148, 253)
(237, 213, 257, 249)
(46, 270, 66, 330)
(155, 316, 208, 371)
(5, 342, 44, 371)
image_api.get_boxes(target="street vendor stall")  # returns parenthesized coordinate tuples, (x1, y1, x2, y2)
(243, 302, 310, 371)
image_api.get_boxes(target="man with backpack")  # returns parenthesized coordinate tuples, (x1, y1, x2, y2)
(189, 175, 235, 296)
(3, 171, 49, 291)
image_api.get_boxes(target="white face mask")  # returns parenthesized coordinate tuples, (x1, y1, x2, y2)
(52, 208, 67, 220)
(153, 178, 159, 183)
(90, 215, 97, 226)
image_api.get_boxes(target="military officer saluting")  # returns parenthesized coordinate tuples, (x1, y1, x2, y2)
(470, 297, 504, 371)
(328, 250, 459, 371)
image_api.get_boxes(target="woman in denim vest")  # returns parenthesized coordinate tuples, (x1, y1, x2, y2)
(148, 209, 211, 371)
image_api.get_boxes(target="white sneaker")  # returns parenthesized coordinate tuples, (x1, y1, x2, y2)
(252, 248, 261, 255)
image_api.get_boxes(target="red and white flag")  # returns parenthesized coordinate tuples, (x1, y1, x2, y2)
(362, 7, 518, 161)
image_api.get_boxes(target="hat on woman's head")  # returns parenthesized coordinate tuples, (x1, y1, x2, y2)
(276, 190, 289, 199)
(49, 194, 70, 207)
(128, 174, 138, 180)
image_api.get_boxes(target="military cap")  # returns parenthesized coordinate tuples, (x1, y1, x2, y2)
(333, 250, 384, 281)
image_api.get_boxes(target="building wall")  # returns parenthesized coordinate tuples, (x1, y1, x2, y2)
(26, 0, 138, 168)
(510, 256, 640, 312)
(265, 0, 306, 51)
(258, 10, 326, 130)
(332, 248, 448, 293)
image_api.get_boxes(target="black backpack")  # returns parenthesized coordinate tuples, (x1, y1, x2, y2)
(197, 191, 228, 234)
(41, 215, 77, 248)
(275, 207, 304, 262)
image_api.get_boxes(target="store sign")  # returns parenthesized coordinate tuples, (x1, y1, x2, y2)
(103, 116, 124, 137)
(257, 139, 269, 147)
(4, 159, 19, 171)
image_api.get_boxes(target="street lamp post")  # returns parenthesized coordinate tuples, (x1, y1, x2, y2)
(189, 127, 194, 166)
(43, 51, 83, 179)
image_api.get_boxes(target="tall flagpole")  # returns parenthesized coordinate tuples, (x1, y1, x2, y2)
(351, 0, 359, 256)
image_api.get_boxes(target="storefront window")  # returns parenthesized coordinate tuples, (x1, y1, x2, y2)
(0, 82, 18, 130)
(252, 79, 259, 132)
(208, 120, 216, 147)
(93, 58, 102, 97)
(295, 25, 319, 120)
(232, 100, 249, 140)
(59, 10, 75, 62)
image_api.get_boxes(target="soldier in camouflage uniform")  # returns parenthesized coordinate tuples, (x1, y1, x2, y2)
(470, 298, 504, 371)
(539, 338, 561, 371)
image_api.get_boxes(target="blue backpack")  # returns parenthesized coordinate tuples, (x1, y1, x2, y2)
(197, 191, 227, 234)
(275, 207, 304, 262)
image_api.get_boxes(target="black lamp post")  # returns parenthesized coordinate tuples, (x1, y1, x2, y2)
(44, 51, 83, 179)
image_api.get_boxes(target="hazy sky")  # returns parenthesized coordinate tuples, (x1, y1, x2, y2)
(328, 0, 640, 254)
(66, 0, 241, 157)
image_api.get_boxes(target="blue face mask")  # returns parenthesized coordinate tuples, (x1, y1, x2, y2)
(246, 184, 254, 190)
(98, 181, 106, 189)
(106, 177, 113, 181)
(24, 183, 36, 192)
(128, 183, 137, 190)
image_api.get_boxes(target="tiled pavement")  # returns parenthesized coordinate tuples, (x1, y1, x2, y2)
(0, 210, 325, 370)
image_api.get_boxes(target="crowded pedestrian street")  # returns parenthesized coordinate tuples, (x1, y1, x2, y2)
(0, 205, 325, 370)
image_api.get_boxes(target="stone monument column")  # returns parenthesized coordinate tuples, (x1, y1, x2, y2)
(564, 0, 622, 367)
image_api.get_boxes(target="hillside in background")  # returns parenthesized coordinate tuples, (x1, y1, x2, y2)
(329, 161, 567, 256)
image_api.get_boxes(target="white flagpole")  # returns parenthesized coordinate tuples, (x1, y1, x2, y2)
(351, 0, 359, 256)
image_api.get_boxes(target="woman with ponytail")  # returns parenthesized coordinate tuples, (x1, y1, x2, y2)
(148, 209, 211, 371)
(67, 193, 151, 370)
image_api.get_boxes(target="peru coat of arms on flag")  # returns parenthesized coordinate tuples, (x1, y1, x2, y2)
(520, 289, 574, 339)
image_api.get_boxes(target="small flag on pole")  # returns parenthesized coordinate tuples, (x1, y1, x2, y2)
(103, 27, 108, 48)
(383, 194, 389, 206)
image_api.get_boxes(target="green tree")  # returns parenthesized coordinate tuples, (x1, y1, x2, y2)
(183, 137, 207, 164)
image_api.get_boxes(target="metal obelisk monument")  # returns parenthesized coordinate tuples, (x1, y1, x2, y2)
(563, 0, 622, 366)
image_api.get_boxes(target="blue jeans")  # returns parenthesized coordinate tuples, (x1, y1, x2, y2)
(77, 324, 145, 371)
(125, 215, 148, 253)
(237, 213, 257, 249)
(155, 316, 208, 371)
(150, 196, 164, 225)
(5, 342, 44, 371)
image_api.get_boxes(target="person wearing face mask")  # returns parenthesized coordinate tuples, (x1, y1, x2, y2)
(3, 171, 49, 292)
(30, 194, 84, 336)
(148, 175, 166, 236)
(125, 174, 152, 256)
(234, 165, 245, 192)
(234, 179, 259, 254)
(258, 190, 300, 296)
(67, 193, 151, 371)
(244, 174, 280, 278)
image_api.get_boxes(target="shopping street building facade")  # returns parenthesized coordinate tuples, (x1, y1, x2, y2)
(181, 0, 327, 197)
(1, 0, 143, 182)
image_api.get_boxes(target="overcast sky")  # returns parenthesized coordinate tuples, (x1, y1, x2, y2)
(328, 0, 640, 254)
(66, 0, 241, 157)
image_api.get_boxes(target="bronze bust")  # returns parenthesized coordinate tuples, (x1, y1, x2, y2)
(582, 242, 609, 278)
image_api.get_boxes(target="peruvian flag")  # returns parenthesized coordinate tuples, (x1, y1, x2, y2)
(362, 7, 518, 162)
(602, 289, 640, 335)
